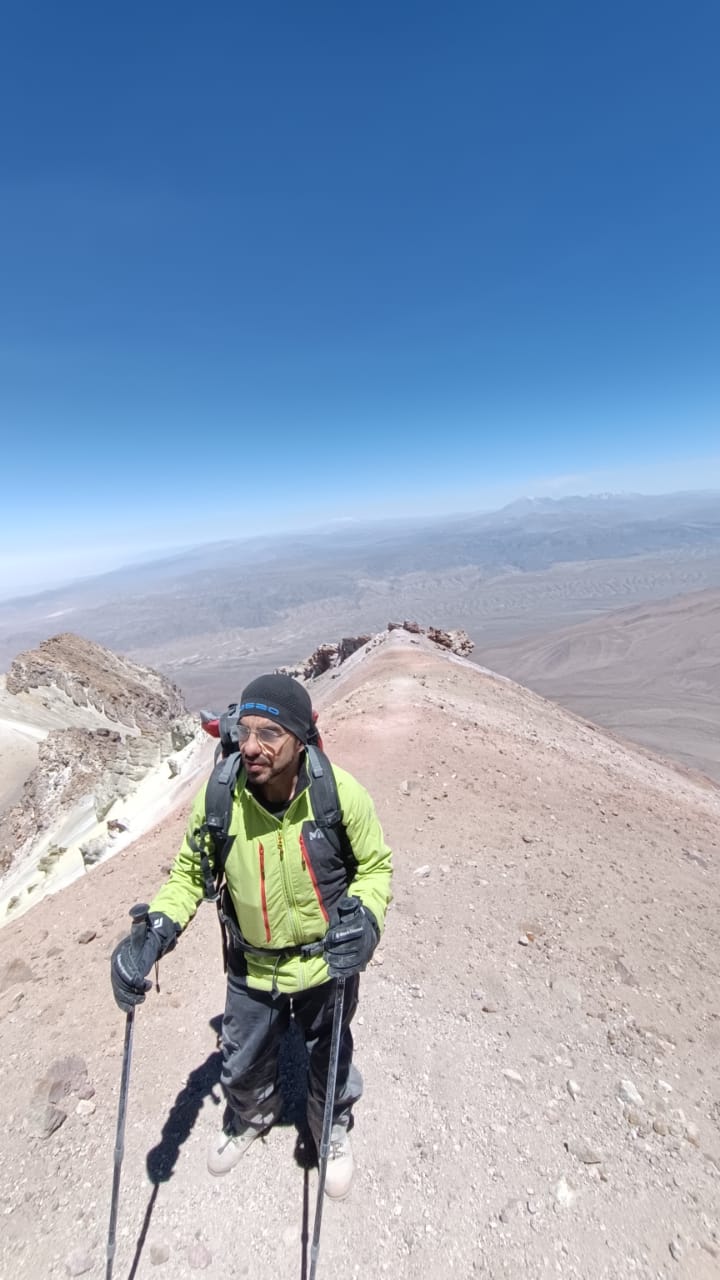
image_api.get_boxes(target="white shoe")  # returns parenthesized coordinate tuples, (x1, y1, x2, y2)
(323, 1125, 354, 1199)
(207, 1117, 265, 1176)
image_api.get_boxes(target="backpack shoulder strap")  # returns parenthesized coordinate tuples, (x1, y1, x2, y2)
(190, 751, 244, 900)
(192, 744, 356, 899)
(306, 744, 357, 874)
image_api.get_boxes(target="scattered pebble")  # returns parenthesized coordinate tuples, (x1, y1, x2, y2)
(499, 1199, 523, 1223)
(554, 1177, 578, 1208)
(565, 1138, 603, 1164)
(76, 930, 97, 945)
(65, 1247, 93, 1276)
(187, 1243, 212, 1270)
(566, 1079, 580, 1100)
(618, 1079, 644, 1108)
(684, 1121, 700, 1147)
(150, 1242, 170, 1265)
(502, 1069, 524, 1086)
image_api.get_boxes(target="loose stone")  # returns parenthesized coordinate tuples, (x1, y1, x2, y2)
(499, 1199, 523, 1223)
(565, 1138, 603, 1164)
(27, 1102, 67, 1139)
(684, 1122, 700, 1147)
(618, 1079, 644, 1107)
(65, 1247, 93, 1276)
(187, 1243, 212, 1270)
(554, 1177, 578, 1207)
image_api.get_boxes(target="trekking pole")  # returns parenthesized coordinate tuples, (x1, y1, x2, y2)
(106, 903, 150, 1280)
(309, 974, 346, 1280)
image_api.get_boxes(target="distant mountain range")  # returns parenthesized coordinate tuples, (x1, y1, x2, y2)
(1, 490, 719, 705)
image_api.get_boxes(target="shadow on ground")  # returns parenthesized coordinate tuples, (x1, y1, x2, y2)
(127, 1016, 317, 1278)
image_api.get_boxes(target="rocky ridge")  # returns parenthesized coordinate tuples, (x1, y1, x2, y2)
(0, 626, 718, 1278)
(6, 632, 189, 731)
(282, 621, 474, 680)
(0, 633, 205, 918)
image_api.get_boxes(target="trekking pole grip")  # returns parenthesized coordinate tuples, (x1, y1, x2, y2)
(338, 896, 360, 920)
(129, 903, 150, 957)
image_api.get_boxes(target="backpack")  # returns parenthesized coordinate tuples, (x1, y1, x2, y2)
(193, 704, 355, 969)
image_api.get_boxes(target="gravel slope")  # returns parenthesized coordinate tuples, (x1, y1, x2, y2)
(0, 630, 718, 1280)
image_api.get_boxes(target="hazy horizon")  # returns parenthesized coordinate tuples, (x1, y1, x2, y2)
(3, 477, 720, 601)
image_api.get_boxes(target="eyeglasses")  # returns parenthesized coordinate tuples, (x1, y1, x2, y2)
(237, 724, 289, 746)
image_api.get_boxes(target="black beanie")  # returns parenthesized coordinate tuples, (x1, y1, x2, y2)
(238, 674, 314, 744)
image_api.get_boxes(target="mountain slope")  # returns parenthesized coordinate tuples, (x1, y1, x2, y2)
(481, 587, 720, 783)
(0, 628, 718, 1279)
(0, 633, 208, 919)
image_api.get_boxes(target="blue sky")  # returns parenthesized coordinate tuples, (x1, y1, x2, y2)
(1, 1, 719, 595)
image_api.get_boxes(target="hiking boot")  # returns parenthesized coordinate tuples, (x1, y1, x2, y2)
(324, 1125, 354, 1200)
(207, 1117, 265, 1176)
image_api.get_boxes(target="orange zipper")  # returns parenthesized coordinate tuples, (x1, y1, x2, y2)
(299, 834, 329, 923)
(257, 842, 271, 941)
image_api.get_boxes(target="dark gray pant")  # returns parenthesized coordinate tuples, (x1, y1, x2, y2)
(220, 969, 363, 1145)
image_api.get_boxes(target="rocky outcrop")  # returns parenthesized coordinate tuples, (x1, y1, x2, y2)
(279, 635, 373, 680)
(388, 620, 474, 656)
(301, 636, 373, 679)
(0, 634, 198, 881)
(6, 632, 187, 731)
(280, 624, 474, 683)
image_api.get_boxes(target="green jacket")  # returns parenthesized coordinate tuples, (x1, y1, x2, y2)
(150, 757, 392, 993)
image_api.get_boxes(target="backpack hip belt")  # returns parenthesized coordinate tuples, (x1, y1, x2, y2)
(219, 892, 325, 959)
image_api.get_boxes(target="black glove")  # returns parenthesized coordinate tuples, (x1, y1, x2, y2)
(111, 909, 179, 1013)
(324, 896, 379, 978)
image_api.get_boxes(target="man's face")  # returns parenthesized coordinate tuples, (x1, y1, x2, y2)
(239, 715, 303, 792)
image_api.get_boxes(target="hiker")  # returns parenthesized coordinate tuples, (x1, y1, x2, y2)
(110, 673, 392, 1199)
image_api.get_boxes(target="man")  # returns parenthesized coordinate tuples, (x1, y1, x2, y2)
(111, 673, 392, 1199)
